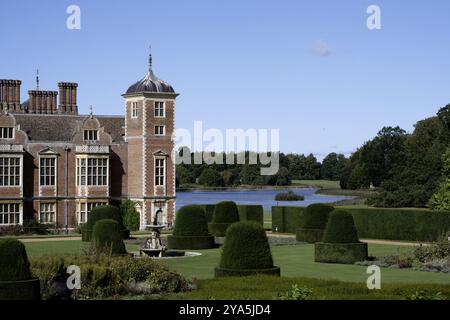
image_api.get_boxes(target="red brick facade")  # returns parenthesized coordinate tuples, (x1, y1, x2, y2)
(0, 62, 178, 230)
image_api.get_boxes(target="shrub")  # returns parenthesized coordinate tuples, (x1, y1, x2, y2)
(168, 205, 214, 249)
(272, 206, 305, 233)
(0, 225, 23, 236)
(92, 219, 127, 255)
(209, 201, 240, 237)
(201, 204, 216, 222)
(0, 238, 32, 281)
(314, 242, 368, 264)
(30, 254, 190, 299)
(212, 201, 240, 223)
(23, 219, 50, 235)
(0, 238, 40, 300)
(322, 210, 360, 244)
(238, 205, 264, 226)
(303, 204, 334, 229)
(215, 222, 280, 277)
(83, 205, 129, 241)
(173, 205, 210, 236)
(120, 199, 140, 231)
(275, 191, 304, 201)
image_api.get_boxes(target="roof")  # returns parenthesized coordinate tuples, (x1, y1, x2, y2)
(125, 53, 174, 94)
(13, 114, 125, 143)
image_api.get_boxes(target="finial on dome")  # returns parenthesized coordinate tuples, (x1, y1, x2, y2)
(148, 46, 153, 71)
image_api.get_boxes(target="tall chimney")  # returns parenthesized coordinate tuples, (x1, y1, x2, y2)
(28, 90, 58, 114)
(0, 79, 23, 113)
(58, 82, 78, 115)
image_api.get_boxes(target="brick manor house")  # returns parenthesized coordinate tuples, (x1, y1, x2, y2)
(0, 53, 177, 230)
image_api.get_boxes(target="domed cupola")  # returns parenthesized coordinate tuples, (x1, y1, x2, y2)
(126, 52, 175, 94)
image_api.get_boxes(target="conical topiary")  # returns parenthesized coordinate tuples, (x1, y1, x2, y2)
(322, 210, 359, 243)
(167, 205, 214, 249)
(296, 204, 334, 243)
(315, 210, 368, 264)
(0, 238, 40, 300)
(208, 201, 240, 237)
(82, 205, 129, 242)
(92, 219, 127, 255)
(215, 222, 280, 277)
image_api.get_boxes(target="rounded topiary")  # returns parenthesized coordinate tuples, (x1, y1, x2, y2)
(0, 238, 40, 300)
(92, 219, 127, 255)
(215, 222, 280, 277)
(173, 205, 210, 236)
(296, 204, 334, 243)
(208, 201, 240, 237)
(315, 210, 367, 264)
(82, 205, 129, 242)
(167, 205, 214, 249)
(322, 210, 360, 244)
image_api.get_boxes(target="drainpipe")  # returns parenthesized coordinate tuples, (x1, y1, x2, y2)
(64, 145, 69, 234)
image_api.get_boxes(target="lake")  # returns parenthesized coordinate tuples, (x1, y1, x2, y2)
(176, 188, 353, 211)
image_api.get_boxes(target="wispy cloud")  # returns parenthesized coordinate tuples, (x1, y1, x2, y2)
(312, 40, 331, 57)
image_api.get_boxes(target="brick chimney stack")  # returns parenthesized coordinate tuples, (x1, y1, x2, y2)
(27, 90, 58, 114)
(58, 82, 78, 114)
(0, 79, 23, 113)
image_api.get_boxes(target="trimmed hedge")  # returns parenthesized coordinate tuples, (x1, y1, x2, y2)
(199, 204, 264, 226)
(208, 223, 231, 237)
(215, 222, 279, 277)
(303, 204, 334, 229)
(274, 206, 450, 242)
(271, 206, 305, 233)
(212, 201, 240, 223)
(296, 228, 324, 243)
(314, 242, 368, 264)
(0, 238, 40, 300)
(345, 208, 450, 242)
(0, 238, 32, 281)
(322, 210, 359, 244)
(237, 205, 264, 227)
(82, 205, 129, 242)
(92, 219, 127, 255)
(173, 205, 210, 236)
(201, 205, 216, 223)
(208, 201, 240, 237)
(168, 205, 214, 249)
(167, 235, 215, 250)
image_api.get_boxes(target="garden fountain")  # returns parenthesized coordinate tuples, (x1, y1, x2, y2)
(140, 209, 167, 257)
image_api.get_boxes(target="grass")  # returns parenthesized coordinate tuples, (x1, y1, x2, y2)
(174, 275, 450, 300)
(160, 244, 450, 285)
(23, 240, 450, 285)
(23, 240, 139, 258)
(292, 180, 341, 189)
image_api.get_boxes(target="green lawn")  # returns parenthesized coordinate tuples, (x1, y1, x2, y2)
(24, 240, 139, 258)
(292, 180, 341, 189)
(23, 240, 450, 285)
(161, 244, 450, 285)
(174, 275, 450, 300)
(23, 239, 450, 300)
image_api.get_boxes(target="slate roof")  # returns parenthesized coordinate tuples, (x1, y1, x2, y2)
(13, 114, 125, 143)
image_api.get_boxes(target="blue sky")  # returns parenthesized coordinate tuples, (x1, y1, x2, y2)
(1, 0, 450, 159)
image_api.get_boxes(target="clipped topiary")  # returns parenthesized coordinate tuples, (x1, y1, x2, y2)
(92, 219, 127, 255)
(296, 204, 334, 243)
(82, 205, 130, 242)
(315, 210, 368, 264)
(167, 205, 214, 249)
(208, 201, 240, 237)
(0, 238, 40, 300)
(215, 222, 280, 277)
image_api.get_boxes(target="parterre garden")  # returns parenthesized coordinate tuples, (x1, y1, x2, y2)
(1, 201, 449, 300)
